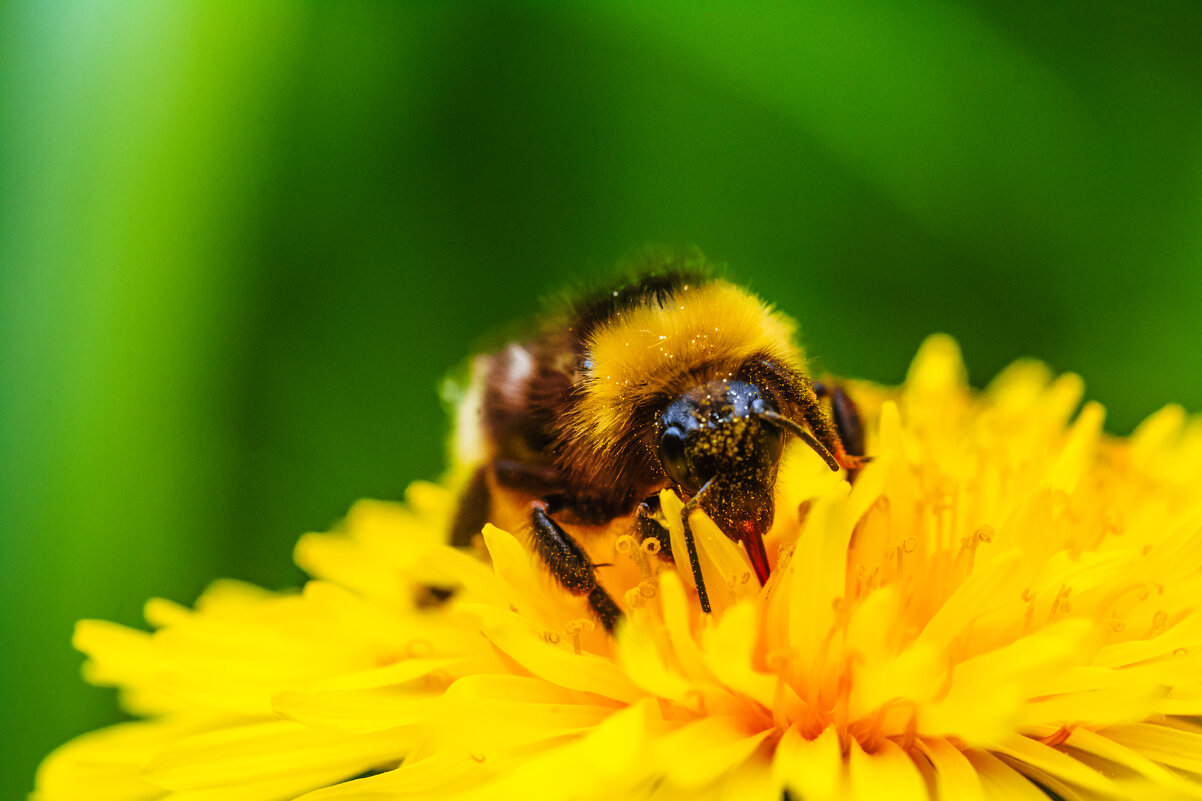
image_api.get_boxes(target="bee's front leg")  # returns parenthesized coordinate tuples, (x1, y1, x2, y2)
(812, 380, 866, 459)
(635, 494, 674, 563)
(812, 380, 868, 480)
(637, 491, 718, 615)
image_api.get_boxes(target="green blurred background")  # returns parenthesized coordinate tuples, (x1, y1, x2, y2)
(3, 2, 1201, 796)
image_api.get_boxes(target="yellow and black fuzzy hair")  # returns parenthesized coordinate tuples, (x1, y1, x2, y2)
(555, 275, 804, 487)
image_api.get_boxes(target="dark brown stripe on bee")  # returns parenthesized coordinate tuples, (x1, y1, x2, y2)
(568, 265, 711, 346)
(543, 493, 629, 527)
(493, 460, 564, 497)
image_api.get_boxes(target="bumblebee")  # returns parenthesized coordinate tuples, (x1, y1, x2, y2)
(450, 254, 866, 631)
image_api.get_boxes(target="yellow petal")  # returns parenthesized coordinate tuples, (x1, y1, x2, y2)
(923, 620, 1091, 744)
(906, 334, 966, 397)
(707, 755, 781, 801)
(577, 699, 654, 780)
(1101, 721, 1202, 774)
(852, 643, 943, 725)
(649, 716, 770, 788)
(193, 579, 278, 614)
(700, 601, 776, 709)
(846, 738, 928, 801)
(159, 766, 364, 801)
(294, 532, 409, 608)
(459, 603, 643, 703)
(963, 750, 1052, 800)
(1130, 404, 1188, 472)
(986, 734, 1118, 795)
(985, 359, 1053, 413)
(910, 548, 1022, 654)
(456, 702, 660, 801)
(1044, 401, 1104, 494)
(34, 716, 225, 801)
(615, 612, 693, 703)
(916, 738, 983, 801)
(785, 481, 852, 676)
(142, 721, 411, 791)
(413, 540, 508, 605)
(1062, 727, 1202, 800)
(846, 450, 889, 528)
(1017, 683, 1164, 731)
(301, 657, 467, 693)
(272, 687, 437, 732)
(773, 726, 842, 801)
(143, 597, 192, 628)
(430, 674, 619, 755)
(844, 586, 902, 677)
(296, 753, 491, 801)
(875, 399, 904, 457)
(1094, 608, 1202, 668)
(74, 620, 161, 688)
(656, 570, 719, 688)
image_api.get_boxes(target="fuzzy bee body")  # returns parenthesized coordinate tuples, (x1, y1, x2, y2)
(451, 259, 864, 630)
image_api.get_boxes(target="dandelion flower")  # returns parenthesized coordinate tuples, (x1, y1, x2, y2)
(35, 335, 1202, 800)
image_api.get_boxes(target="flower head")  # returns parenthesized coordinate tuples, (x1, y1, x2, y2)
(35, 336, 1202, 800)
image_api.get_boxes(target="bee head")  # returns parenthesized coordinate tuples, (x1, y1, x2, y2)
(657, 379, 786, 543)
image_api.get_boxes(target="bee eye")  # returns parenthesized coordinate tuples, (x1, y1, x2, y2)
(658, 426, 696, 491)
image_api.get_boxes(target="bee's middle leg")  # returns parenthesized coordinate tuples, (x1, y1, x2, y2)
(530, 501, 622, 633)
(489, 460, 625, 632)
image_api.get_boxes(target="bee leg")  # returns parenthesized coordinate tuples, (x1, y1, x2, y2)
(450, 466, 493, 548)
(679, 483, 714, 614)
(813, 380, 868, 481)
(530, 503, 622, 633)
(638, 492, 715, 615)
(636, 495, 674, 562)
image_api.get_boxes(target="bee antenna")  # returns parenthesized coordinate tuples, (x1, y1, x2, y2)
(755, 409, 839, 472)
